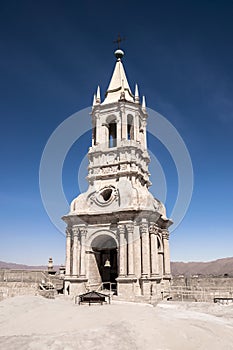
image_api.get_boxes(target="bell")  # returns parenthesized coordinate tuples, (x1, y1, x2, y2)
(104, 259, 111, 267)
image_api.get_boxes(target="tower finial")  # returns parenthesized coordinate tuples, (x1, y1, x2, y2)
(92, 93, 97, 109)
(135, 84, 140, 104)
(113, 34, 125, 49)
(114, 49, 124, 60)
(142, 95, 146, 111)
(96, 86, 101, 104)
(113, 34, 125, 60)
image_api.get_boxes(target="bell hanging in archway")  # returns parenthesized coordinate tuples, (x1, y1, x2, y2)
(104, 259, 111, 267)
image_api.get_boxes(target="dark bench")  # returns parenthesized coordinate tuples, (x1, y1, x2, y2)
(75, 291, 110, 305)
(214, 297, 233, 304)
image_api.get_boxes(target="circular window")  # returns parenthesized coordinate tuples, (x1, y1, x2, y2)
(92, 186, 117, 207)
(100, 188, 112, 202)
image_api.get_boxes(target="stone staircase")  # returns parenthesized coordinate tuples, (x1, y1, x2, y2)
(38, 272, 64, 299)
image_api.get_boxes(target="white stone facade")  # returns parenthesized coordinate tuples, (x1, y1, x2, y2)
(62, 50, 173, 301)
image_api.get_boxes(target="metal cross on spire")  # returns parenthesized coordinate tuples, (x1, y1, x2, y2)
(113, 34, 125, 49)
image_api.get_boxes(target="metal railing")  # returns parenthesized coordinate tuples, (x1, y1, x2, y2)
(85, 281, 117, 295)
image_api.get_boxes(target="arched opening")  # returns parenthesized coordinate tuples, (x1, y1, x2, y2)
(109, 121, 117, 148)
(127, 115, 134, 140)
(91, 234, 118, 292)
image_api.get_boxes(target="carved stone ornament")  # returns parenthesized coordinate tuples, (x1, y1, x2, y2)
(72, 227, 79, 237)
(79, 227, 87, 237)
(140, 222, 148, 235)
(149, 223, 157, 234)
(126, 223, 134, 233)
(107, 152, 116, 163)
(118, 224, 125, 234)
(66, 228, 72, 237)
(162, 230, 169, 240)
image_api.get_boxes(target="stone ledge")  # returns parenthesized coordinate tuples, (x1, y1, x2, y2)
(68, 277, 88, 283)
(116, 276, 137, 283)
(150, 275, 162, 281)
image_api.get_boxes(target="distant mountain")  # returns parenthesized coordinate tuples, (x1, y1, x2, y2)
(1, 257, 233, 276)
(0, 261, 59, 271)
(171, 257, 233, 276)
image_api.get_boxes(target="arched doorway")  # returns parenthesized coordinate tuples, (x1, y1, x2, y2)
(91, 234, 118, 291)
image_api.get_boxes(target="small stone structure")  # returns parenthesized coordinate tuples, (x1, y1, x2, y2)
(63, 49, 173, 301)
(47, 257, 56, 275)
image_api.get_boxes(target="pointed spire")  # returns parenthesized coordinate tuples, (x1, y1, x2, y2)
(102, 50, 134, 105)
(96, 86, 101, 104)
(92, 94, 97, 109)
(142, 95, 146, 111)
(135, 84, 140, 104)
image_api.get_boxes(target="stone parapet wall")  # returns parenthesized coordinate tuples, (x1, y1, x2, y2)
(0, 282, 38, 300)
(171, 276, 233, 302)
(0, 270, 64, 301)
(172, 276, 233, 288)
(0, 269, 47, 283)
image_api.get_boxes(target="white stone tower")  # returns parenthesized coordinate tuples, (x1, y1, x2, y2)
(62, 49, 173, 301)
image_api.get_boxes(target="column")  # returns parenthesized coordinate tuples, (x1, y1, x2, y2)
(80, 227, 87, 278)
(118, 224, 127, 276)
(149, 224, 159, 276)
(116, 118, 121, 146)
(142, 120, 147, 149)
(95, 112, 101, 145)
(120, 104, 127, 140)
(126, 222, 134, 276)
(65, 228, 71, 276)
(134, 112, 139, 143)
(72, 227, 79, 277)
(91, 115, 96, 147)
(140, 220, 150, 277)
(133, 225, 141, 278)
(162, 230, 171, 275)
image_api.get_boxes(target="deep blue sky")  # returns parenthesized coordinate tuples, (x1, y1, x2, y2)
(1, 1, 233, 265)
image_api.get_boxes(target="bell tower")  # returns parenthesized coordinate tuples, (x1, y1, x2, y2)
(63, 49, 173, 301)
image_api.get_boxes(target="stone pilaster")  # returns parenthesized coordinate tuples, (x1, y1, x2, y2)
(140, 220, 150, 277)
(72, 226, 79, 277)
(140, 120, 147, 149)
(95, 112, 101, 145)
(116, 117, 121, 147)
(118, 224, 127, 276)
(79, 227, 87, 278)
(134, 112, 139, 143)
(126, 222, 134, 276)
(120, 103, 127, 140)
(144, 120, 148, 149)
(149, 223, 159, 276)
(162, 230, 171, 276)
(65, 228, 71, 276)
